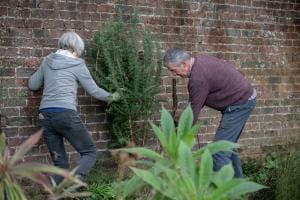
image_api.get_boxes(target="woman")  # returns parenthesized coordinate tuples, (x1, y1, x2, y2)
(28, 31, 119, 184)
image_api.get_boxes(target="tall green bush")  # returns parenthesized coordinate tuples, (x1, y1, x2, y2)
(116, 105, 265, 200)
(87, 11, 162, 148)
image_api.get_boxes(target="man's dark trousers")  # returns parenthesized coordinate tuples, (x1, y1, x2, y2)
(213, 99, 256, 177)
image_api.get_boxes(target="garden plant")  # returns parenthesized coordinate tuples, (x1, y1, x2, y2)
(243, 151, 300, 200)
(116, 105, 266, 200)
(0, 130, 90, 200)
(87, 11, 162, 148)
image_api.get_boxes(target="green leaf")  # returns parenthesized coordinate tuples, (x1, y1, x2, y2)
(177, 142, 195, 178)
(209, 179, 244, 200)
(193, 140, 239, 159)
(168, 131, 179, 160)
(5, 182, 27, 200)
(118, 162, 165, 198)
(211, 164, 234, 187)
(131, 167, 170, 197)
(117, 175, 146, 198)
(177, 105, 193, 138)
(228, 182, 267, 199)
(210, 179, 265, 200)
(161, 107, 175, 141)
(150, 122, 169, 152)
(181, 123, 201, 147)
(115, 147, 163, 161)
(198, 149, 213, 196)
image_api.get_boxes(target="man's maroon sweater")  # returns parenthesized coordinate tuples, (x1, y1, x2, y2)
(188, 55, 253, 120)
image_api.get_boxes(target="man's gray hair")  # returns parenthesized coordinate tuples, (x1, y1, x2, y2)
(58, 31, 84, 56)
(164, 48, 191, 67)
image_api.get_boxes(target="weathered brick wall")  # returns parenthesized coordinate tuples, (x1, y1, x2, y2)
(0, 0, 299, 163)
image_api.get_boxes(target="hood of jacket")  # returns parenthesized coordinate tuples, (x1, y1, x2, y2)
(44, 53, 85, 70)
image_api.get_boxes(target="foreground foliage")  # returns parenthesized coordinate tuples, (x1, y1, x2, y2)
(0, 130, 90, 200)
(117, 106, 265, 200)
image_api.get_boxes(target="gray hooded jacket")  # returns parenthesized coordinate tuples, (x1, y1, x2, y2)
(28, 52, 110, 111)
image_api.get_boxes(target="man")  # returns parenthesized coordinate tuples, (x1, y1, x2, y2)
(164, 48, 256, 177)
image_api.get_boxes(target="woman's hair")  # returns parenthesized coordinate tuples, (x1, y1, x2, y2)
(58, 31, 84, 56)
(163, 48, 190, 67)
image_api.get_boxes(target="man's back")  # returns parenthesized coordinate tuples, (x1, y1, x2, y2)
(188, 55, 253, 117)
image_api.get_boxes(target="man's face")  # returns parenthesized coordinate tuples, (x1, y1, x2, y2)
(167, 61, 190, 78)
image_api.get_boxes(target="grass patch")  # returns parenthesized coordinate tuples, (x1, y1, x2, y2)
(85, 155, 117, 200)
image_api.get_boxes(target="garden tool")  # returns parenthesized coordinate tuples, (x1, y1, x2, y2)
(172, 78, 201, 149)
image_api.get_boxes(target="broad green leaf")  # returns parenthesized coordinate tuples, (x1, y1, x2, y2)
(150, 122, 169, 152)
(155, 163, 178, 180)
(117, 175, 146, 198)
(168, 131, 179, 160)
(193, 140, 239, 159)
(177, 142, 195, 179)
(181, 123, 201, 147)
(155, 163, 183, 195)
(211, 164, 234, 187)
(131, 167, 174, 198)
(116, 147, 163, 161)
(209, 179, 245, 199)
(118, 162, 165, 198)
(177, 105, 193, 138)
(10, 130, 42, 165)
(198, 149, 213, 196)
(228, 182, 267, 199)
(134, 159, 155, 167)
(151, 163, 185, 199)
(161, 107, 175, 141)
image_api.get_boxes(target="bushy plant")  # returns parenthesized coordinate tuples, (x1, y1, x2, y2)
(116, 105, 265, 200)
(0, 130, 90, 200)
(87, 11, 162, 148)
(275, 152, 300, 200)
(243, 153, 279, 200)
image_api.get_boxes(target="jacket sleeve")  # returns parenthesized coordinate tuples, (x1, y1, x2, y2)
(188, 79, 209, 124)
(28, 64, 44, 91)
(77, 64, 111, 102)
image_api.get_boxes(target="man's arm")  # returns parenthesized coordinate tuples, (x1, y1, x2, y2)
(189, 80, 209, 124)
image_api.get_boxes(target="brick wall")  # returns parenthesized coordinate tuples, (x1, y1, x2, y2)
(0, 0, 299, 162)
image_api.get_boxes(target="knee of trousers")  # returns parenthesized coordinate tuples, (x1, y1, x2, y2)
(50, 151, 69, 168)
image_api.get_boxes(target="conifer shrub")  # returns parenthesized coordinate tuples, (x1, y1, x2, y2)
(87, 11, 162, 148)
